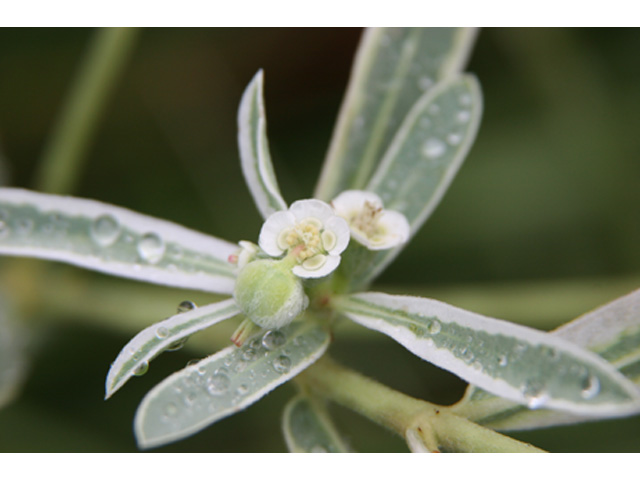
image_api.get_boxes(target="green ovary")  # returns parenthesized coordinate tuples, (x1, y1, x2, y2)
(233, 259, 308, 329)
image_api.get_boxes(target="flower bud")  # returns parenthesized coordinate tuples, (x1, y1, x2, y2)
(233, 258, 308, 329)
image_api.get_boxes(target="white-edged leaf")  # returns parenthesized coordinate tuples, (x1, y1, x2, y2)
(341, 75, 482, 289)
(0, 188, 238, 294)
(105, 298, 241, 399)
(0, 293, 29, 409)
(134, 320, 330, 449)
(237, 70, 287, 219)
(315, 27, 478, 201)
(454, 288, 640, 431)
(282, 394, 350, 453)
(336, 292, 640, 418)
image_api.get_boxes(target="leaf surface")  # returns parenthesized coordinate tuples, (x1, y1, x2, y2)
(0, 188, 238, 294)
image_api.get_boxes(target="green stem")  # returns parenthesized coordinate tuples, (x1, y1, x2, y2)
(34, 27, 139, 195)
(297, 356, 544, 452)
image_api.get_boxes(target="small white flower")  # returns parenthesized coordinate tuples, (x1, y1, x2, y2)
(332, 190, 410, 250)
(259, 199, 350, 278)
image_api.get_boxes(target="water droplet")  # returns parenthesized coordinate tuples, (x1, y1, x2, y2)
(133, 361, 149, 376)
(262, 330, 286, 350)
(446, 133, 462, 146)
(461, 348, 474, 364)
(91, 214, 120, 247)
(457, 110, 471, 123)
(206, 373, 230, 396)
(427, 319, 441, 335)
(177, 300, 197, 314)
(581, 374, 600, 399)
(166, 337, 188, 352)
(184, 391, 197, 405)
(273, 355, 291, 374)
(15, 219, 33, 235)
(422, 138, 446, 159)
(137, 232, 165, 264)
(163, 402, 178, 417)
(498, 355, 508, 367)
(156, 327, 169, 339)
(418, 76, 433, 90)
(521, 379, 548, 409)
(242, 348, 257, 361)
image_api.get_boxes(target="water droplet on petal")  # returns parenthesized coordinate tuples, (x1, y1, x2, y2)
(91, 214, 120, 247)
(166, 337, 188, 352)
(133, 361, 149, 376)
(262, 330, 286, 350)
(273, 355, 291, 374)
(242, 348, 257, 361)
(206, 373, 230, 396)
(236, 384, 249, 396)
(137, 232, 165, 264)
(581, 374, 600, 399)
(177, 300, 197, 313)
(521, 379, 548, 409)
(422, 138, 446, 159)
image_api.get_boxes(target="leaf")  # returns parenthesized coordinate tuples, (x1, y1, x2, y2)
(134, 320, 331, 449)
(314, 27, 478, 201)
(0, 188, 238, 294)
(335, 292, 640, 418)
(105, 298, 241, 399)
(453, 288, 640, 431)
(282, 394, 350, 453)
(237, 70, 287, 219)
(0, 293, 29, 409)
(341, 75, 482, 289)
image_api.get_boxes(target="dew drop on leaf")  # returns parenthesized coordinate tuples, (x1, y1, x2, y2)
(581, 374, 601, 400)
(137, 232, 165, 264)
(206, 373, 231, 396)
(166, 337, 188, 352)
(498, 355, 508, 367)
(421, 138, 446, 159)
(90, 214, 120, 247)
(427, 319, 441, 335)
(457, 110, 471, 124)
(133, 361, 149, 376)
(177, 300, 197, 313)
(273, 355, 291, 374)
(156, 326, 169, 339)
(262, 330, 286, 350)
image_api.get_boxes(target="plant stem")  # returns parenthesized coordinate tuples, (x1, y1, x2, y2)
(34, 27, 139, 195)
(297, 356, 544, 452)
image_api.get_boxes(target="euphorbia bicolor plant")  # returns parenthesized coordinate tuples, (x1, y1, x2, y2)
(0, 28, 638, 452)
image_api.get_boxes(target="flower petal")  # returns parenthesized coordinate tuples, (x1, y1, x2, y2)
(258, 210, 295, 256)
(332, 190, 382, 217)
(289, 199, 334, 223)
(322, 216, 350, 255)
(293, 254, 340, 279)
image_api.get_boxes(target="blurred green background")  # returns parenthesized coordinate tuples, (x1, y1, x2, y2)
(0, 28, 639, 452)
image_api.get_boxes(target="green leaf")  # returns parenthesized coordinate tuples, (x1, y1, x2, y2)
(453, 288, 640, 431)
(0, 188, 238, 294)
(282, 394, 350, 452)
(335, 292, 640, 418)
(0, 293, 28, 409)
(314, 27, 478, 201)
(134, 320, 330, 449)
(105, 298, 241, 399)
(237, 70, 287, 219)
(340, 75, 482, 289)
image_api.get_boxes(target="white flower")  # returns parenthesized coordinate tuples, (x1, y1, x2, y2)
(331, 190, 410, 250)
(259, 199, 350, 278)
